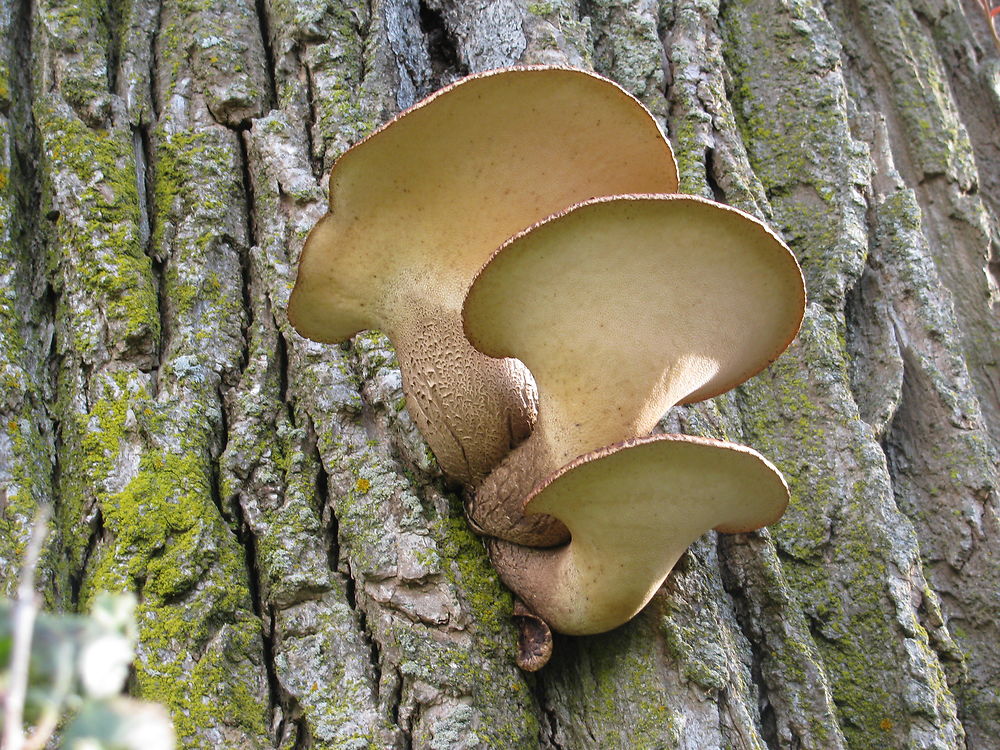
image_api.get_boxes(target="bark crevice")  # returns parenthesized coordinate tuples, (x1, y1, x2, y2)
(418, 1, 466, 83)
(231, 493, 282, 725)
(103, 0, 122, 97)
(233, 129, 257, 374)
(253, 0, 278, 109)
(313, 441, 339, 571)
(300, 55, 321, 179)
(148, 0, 163, 121)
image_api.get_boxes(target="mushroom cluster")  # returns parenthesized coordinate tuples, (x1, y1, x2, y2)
(289, 67, 805, 671)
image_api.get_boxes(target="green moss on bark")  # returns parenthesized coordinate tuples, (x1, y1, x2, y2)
(66, 370, 270, 748)
(739, 310, 959, 747)
(36, 100, 160, 355)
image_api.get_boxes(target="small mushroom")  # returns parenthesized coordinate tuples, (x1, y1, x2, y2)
(512, 598, 553, 672)
(288, 67, 679, 485)
(462, 194, 805, 544)
(486, 435, 789, 636)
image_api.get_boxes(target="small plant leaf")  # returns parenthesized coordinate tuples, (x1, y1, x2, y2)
(79, 634, 134, 699)
(62, 697, 175, 750)
(2, 593, 173, 748)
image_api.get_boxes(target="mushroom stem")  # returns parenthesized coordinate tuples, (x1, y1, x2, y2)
(390, 314, 537, 485)
(465, 429, 569, 546)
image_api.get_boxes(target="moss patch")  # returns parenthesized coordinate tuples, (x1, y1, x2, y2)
(67, 370, 270, 747)
(36, 98, 160, 356)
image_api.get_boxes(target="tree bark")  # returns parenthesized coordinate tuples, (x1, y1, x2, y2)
(1, 0, 998, 747)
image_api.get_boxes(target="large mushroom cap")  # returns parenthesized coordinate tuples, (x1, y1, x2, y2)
(285, 67, 679, 484)
(463, 194, 805, 464)
(488, 434, 789, 636)
(287, 67, 679, 344)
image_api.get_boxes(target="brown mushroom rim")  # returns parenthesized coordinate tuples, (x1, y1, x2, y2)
(462, 194, 806, 452)
(287, 67, 679, 344)
(489, 434, 789, 635)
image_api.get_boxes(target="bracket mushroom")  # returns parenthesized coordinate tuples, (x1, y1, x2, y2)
(486, 435, 789, 637)
(289, 67, 806, 673)
(287, 67, 679, 486)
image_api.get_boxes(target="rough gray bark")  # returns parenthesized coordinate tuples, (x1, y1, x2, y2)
(1, 0, 998, 748)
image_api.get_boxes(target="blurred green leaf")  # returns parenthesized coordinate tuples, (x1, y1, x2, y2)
(62, 697, 175, 750)
(1, 594, 174, 749)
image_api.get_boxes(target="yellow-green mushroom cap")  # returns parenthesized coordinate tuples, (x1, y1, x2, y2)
(463, 194, 806, 470)
(286, 67, 680, 485)
(287, 66, 679, 344)
(488, 434, 790, 636)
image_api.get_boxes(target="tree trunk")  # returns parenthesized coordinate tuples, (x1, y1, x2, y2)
(2, 0, 998, 747)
